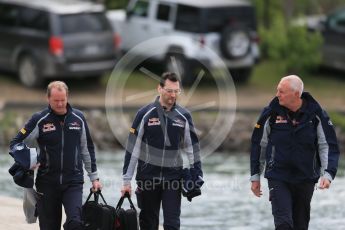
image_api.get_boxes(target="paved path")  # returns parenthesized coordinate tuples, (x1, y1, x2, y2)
(0, 195, 163, 230)
(1, 195, 41, 230)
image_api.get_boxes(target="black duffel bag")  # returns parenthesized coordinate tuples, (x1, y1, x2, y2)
(82, 190, 116, 230)
(115, 192, 138, 230)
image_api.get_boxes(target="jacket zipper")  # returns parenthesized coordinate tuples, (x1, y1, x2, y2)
(160, 114, 168, 179)
(74, 146, 78, 171)
(60, 116, 66, 184)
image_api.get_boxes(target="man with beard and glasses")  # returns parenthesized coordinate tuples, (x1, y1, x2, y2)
(120, 72, 203, 230)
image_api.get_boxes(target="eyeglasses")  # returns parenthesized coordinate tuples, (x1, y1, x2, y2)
(162, 88, 182, 95)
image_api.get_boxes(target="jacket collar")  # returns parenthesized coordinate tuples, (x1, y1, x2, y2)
(154, 96, 176, 112)
(48, 103, 73, 116)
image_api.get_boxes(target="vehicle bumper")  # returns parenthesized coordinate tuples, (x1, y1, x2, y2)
(197, 55, 255, 70)
(41, 56, 117, 78)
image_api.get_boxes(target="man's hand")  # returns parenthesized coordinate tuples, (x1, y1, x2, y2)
(251, 181, 262, 197)
(30, 162, 40, 170)
(318, 177, 331, 189)
(121, 184, 131, 197)
(91, 180, 102, 192)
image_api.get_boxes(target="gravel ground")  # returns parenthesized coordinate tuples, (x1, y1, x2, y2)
(0, 75, 343, 111)
(1, 195, 43, 230)
(0, 194, 164, 230)
(0, 77, 284, 109)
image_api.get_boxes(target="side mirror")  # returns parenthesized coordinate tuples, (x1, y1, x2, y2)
(318, 19, 326, 31)
(126, 9, 133, 19)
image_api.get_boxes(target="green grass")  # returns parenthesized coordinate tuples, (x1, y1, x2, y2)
(329, 111, 345, 132)
(249, 60, 286, 89)
(105, 68, 219, 90)
(0, 73, 18, 84)
(104, 70, 159, 90)
(248, 60, 345, 129)
(249, 60, 345, 98)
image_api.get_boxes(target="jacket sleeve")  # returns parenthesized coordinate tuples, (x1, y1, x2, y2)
(78, 113, 98, 182)
(183, 112, 202, 177)
(10, 113, 41, 150)
(250, 107, 272, 182)
(316, 110, 340, 182)
(122, 110, 146, 185)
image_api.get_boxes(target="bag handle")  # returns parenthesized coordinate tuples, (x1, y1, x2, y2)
(85, 189, 107, 205)
(115, 192, 136, 211)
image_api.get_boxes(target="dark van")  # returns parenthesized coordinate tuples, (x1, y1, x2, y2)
(0, 0, 119, 87)
(320, 7, 345, 72)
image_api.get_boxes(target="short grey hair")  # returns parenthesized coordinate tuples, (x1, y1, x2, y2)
(280, 75, 304, 97)
(47, 81, 69, 97)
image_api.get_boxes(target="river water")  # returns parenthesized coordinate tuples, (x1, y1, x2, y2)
(1, 150, 344, 230)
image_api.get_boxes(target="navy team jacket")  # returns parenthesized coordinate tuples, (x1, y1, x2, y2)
(122, 97, 202, 185)
(10, 104, 98, 185)
(250, 92, 340, 183)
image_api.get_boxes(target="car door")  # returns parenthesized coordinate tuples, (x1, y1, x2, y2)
(121, 0, 152, 51)
(150, 2, 175, 37)
(0, 3, 19, 70)
(322, 9, 345, 71)
(57, 12, 116, 63)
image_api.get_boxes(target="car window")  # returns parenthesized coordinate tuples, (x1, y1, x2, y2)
(0, 4, 19, 27)
(329, 11, 345, 33)
(18, 7, 49, 31)
(156, 4, 171, 22)
(131, 0, 149, 17)
(175, 5, 203, 33)
(175, 5, 256, 33)
(205, 7, 256, 32)
(60, 13, 111, 34)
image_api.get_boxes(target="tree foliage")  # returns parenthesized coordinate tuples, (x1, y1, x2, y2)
(104, 0, 129, 9)
(251, 0, 324, 73)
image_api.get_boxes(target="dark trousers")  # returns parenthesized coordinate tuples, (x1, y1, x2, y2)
(268, 179, 315, 230)
(36, 182, 83, 230)
(136, 180, 181, 230)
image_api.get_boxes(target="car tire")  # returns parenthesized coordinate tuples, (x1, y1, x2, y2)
(18, 55, 43, 88)
(220, 26, 251, 59)
(165, 53, 194, 86)
(229, 68, 252, 83)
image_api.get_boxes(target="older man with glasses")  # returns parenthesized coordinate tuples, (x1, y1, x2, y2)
(120, 72, 203, 230)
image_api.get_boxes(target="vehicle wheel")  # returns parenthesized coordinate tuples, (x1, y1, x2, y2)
(229, 68, 252, 83)
(165, 53, 194, 86)
(18, 55, 43, 88)
(220, 26, 251, 59)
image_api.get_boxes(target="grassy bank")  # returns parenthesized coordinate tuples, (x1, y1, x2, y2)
(248, 60, 345, 130)
(1, 59, 344, 135)
(249, 60, 345, 98)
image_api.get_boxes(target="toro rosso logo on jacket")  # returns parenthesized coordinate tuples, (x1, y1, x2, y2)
(42, 123, 56, 132)
(275, 116, 288, 124)
(148, 118, 160, 126)
(69, 122, 81, 130)
(172, 119, 185, 128)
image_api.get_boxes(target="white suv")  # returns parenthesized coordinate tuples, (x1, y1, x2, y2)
(108, 0, 260, 85)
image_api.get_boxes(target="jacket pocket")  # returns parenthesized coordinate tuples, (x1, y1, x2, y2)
(312, 151, 320, 177)
(39, 146, 50, 176)
(74, 146, 81, 174)
(140, 162, 148, 172)
(267, 145, 275, 171)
